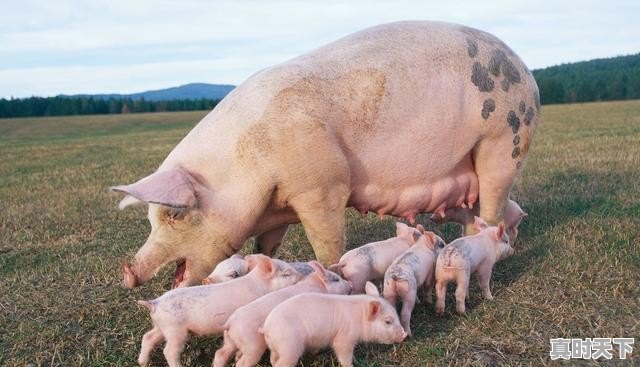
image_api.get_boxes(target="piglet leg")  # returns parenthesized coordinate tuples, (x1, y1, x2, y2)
(138, 327, 164, 366)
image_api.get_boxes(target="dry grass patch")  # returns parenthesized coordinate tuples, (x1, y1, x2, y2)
(1, 102, 639, 366)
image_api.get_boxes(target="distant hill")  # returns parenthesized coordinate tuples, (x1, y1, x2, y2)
(64, 83, 235, 102)
(533, 53, 640, 104)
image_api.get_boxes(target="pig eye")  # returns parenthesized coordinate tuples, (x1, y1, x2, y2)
(282, 269, 292, 277)
(226, 271, 239, 278)
(165, 207, 186, 220)
(384, 318, 392, 325)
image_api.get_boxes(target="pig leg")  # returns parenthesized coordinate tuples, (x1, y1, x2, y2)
(212, 331, 237, 367)
(435, 278, 448, 316)
(454, 273, 470, 315)
(344, 266, 370, 294)
(289, 187, 349, 266)
(382, 279, 398, 306)
(162, 330, 189, 367)
(476, 265, 494, 300)
(138, 327, 164, 366)
(255, 225, 288, 256)
(470, 142, 516, 232)
(270, 343, 304, 367)
(235, 341, 267, 367)
(422, 274, 435, 305)
(332, 338, 356, 367)
(396, 280, 416, 337)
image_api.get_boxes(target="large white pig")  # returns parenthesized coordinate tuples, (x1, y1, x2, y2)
(112, 21, 539, 288)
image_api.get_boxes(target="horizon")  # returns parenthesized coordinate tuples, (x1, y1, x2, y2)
(1, 0, 639, 99)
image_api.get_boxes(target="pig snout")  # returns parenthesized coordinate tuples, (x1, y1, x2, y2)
(122, 262, 138, 289)
(398, 329, 408, 342)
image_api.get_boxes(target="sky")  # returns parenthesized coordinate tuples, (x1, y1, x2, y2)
(1, 0, 638, 98)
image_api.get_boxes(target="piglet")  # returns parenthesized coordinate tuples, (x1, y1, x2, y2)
(430, 199, 527, 246)
(434, 217, 515, 315)
(261, 282, 406, 367)
(202, 255, 314, 284)
(329, 222, 422, 293)
(382, 231, 445, 336)
(213, 262, 351, 367)
(202, 254, 246, 284)
(136, 254, 303, 367)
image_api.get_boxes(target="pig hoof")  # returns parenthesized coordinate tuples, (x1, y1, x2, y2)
(122, 262, 138, 289)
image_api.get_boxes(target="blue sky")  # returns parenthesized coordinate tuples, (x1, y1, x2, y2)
(1, 0, 638, 98)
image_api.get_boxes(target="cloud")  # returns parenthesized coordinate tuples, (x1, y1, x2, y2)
(1, 0, 638, 98)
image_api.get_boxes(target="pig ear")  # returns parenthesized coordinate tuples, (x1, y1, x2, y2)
(473, 216, 489, 232)
(395, 222, 409, 237)
(327, 263, 344, 276)
(424, 231, 437, 250)
(364, 281, 380, 297)
(117, 195, 144, 210)
(111, 168, 197, 209)
(246, 255, 276, 276)
(368, 300, 381, 320)
(308, 261, 327, 278)
(411, 230, 421, 243)
(495, 222, 506, 241)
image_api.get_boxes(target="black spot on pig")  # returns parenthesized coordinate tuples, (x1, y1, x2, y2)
(471, 62, 495, 92)
(489, 49, 521, 83)
(357, 246, 375, 265)
(524, 107, 535, 125)
(513, 135, 520, 145)
(519, 101, 526, 114)
(489, 49, 521, 92)
(512, 146, 521, 159)
(507, 111, 520, 134)
(397, 252, 420, 268)
(481, 98, 496, 119)
(466, 38, 478, 57)
(501, 79, 510, 92)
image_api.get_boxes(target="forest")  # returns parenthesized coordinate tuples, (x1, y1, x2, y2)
(1, 53, 639, 118)
(532, 53, 640, 104)
(0, 96, 220, 118)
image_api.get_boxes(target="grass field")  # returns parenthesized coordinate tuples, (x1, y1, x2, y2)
(1, 101, 639, 366)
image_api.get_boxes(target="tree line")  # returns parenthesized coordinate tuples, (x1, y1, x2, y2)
(2, 53, 639, 118)
(532, 53, 640, 104)
(0, 96, 220, 118)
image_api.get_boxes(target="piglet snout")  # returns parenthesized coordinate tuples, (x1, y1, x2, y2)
(122, 262, 138, 289)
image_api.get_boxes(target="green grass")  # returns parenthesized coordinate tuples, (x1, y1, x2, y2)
(1, 102, 639, 366)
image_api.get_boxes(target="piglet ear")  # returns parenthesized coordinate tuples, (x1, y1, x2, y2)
(308, 261, 327, 278)
(473, 216, 489, 232)
(423, 231, 437, 250)
(395, 222, 409, 237)
(368, 300, 381, 320)
(327, 263, 344, 276)
(111, 168, 197, 209)
(495, 222, 506, 241)
(364, 281, 380, 297)
(245, 254, 276, 276)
